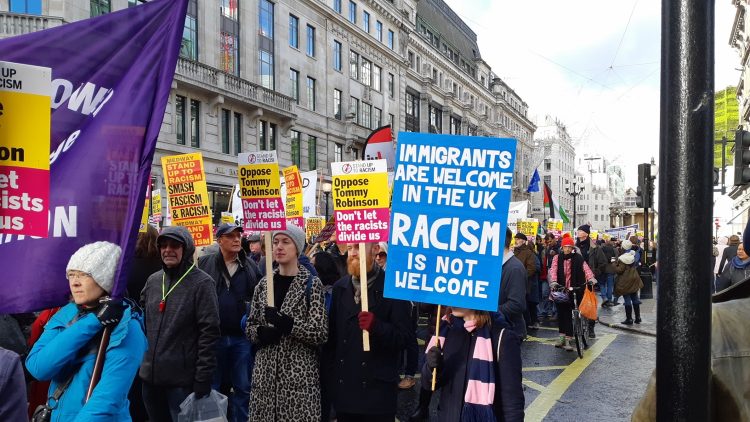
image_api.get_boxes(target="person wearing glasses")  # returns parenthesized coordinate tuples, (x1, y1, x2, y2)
(26, 242, 147, 421)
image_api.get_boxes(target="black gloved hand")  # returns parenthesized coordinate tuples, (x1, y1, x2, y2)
(257, 326, 282, 346)
(193, 382, 211, 399)
(426, 346, 443, 370)
(96, 298, 126, 327)
(264, 307, 294, 336)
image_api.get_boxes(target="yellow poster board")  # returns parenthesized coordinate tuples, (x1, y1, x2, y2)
(161, 152, 213, 246)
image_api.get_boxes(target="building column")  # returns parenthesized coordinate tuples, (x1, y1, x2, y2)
(419, 94, 431, 133)
(442, 106, 452, 134)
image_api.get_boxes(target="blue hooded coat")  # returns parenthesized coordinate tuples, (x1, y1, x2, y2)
(26, 302, 147, 422)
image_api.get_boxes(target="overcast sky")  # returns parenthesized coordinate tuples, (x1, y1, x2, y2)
(443, 0, 739, 188)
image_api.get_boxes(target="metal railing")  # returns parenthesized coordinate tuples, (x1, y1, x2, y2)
(175, 58, 294, 114)
(0, 12, 64, 38)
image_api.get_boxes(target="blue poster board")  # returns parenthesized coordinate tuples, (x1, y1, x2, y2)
(384, 133, 517, 312)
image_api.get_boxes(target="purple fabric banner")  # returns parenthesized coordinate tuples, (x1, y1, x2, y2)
(0, 0, 187, 313)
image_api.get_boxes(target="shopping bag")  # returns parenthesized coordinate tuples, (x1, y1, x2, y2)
(177, 390, 229, 422)
(579, 285, 598, 321)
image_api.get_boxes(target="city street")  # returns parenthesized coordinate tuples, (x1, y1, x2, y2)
(396, 304, 656, 422)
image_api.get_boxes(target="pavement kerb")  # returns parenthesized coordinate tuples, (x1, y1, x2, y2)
(597, 318, 656, 337)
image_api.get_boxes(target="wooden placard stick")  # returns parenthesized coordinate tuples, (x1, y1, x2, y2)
(265, 232, 274, 306)
(431, 304, 442, 391)
(359, 242, 371, 351)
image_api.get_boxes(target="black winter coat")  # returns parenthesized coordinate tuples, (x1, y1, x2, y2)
(421, 317, 525, 422)
(139, 226, 220, 390)
(588, 246, 608, 278)
(499, 254, 527, 339)
(719, 245, 739, 276)
(198, 249, 260, 336)
(324, 267, 412, 415)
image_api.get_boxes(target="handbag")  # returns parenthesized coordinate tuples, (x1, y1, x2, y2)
(31, 375, 74, 422)
(579, 284, 598, 321)
(178, 390, 229, 422)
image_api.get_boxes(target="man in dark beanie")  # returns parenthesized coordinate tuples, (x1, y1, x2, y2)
(576, 224, 592, 262)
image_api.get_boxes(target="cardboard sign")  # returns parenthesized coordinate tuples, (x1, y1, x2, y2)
(306, 216, 325, 239)
(385, 133, 517, 312)
(161, 152, 213, 246)
(238, 151, 285, 232)
(283, 165, 304, 228)
(0, 61, 51, 237)
(591, 230, 599, 240)
(151, 189, 162, 219)
(604, 224, 639, 241)
(507, 201, 528, 234)
(547, 219, 564, 237)
(221, 212, 235, 224)
(139, 198, 149, 233)
(517, 219, 539, 238)
(331, 159, 390, 243)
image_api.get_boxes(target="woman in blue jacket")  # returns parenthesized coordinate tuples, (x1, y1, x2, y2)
(27, 241, 147, 422)
(422, 308, 524, 422)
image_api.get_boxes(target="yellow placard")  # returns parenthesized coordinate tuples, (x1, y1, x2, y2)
(161, 152, 213, 246)
(221, 212, 235, 224)
(139, 198, 149, 233)
(546, 219, 564, 234)
(305, 217, 325, 239)
(151, 189, 162, 218)
(517, 219, 539, 237)
(591, 230, 599, 240)
(283, 165, 304, 221)
(331, 172, 390, 211)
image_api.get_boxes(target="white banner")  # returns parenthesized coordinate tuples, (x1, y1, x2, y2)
(507, 201, 528, 233)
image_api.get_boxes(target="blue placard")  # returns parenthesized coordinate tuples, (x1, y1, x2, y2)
(383, 133, 517, 312)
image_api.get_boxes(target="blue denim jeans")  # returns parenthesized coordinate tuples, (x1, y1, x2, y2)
(212, 335, 251, 422)
(142, 382, 191, 422)
(623, 292, 641, 306)
(600, 274, 615, 302)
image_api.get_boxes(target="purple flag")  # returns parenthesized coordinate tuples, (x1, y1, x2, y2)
(0, 0, 187, 312)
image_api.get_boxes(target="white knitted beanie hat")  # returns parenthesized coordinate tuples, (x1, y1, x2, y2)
(66, 241, 122, 293)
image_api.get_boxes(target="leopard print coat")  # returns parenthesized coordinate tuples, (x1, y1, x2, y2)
(246, 265, 328, 422)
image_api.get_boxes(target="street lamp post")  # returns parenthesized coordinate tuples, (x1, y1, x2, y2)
(322, 182, 332, 221)
(565, 181, 585, 228)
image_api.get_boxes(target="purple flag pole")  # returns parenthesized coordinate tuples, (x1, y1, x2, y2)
(0, 0, 188, 312)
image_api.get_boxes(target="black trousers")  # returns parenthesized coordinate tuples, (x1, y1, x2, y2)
(555, 292, 583, 337)
(337, 414, 395, 422)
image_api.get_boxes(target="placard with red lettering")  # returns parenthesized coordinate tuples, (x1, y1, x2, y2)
(331, 159, 389, 244)
(238, 151, 285, 232)
(161, 152, 213, 246)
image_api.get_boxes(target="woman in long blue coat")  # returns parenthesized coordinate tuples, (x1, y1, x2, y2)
(26, 242, 147, 422)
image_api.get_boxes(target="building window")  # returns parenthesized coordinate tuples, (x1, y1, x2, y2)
(234, 112, 242, 155)
(376, 21, 383, 42)
(190, 99, 200, 148)
(333, 40, 342, 71)
(306, 25, 315, 57)
(468, 125, 477, 136)
(308, 136, 317, 170)
(352, 147, 359, 159)
(373, 107, 382, 129)
(387, 30, 394, 50)
(306, 77, 316, 111)
(259, 0, 274, 89)
(334, 0, 341, 13)
(289, 69, 299, 103)
(10, 0, 41, 14)
(289, 15, 299, 48)
(291, 130, 301, 167)
(220, 0, 238, 19)
(363, 11, 370, 33)
(220, 32, 239, 75)
(181, 0, 198, 60)
(259, 120, 267, 150)
(389, 113, 395, 128)
(351, 97, 359, 124)
(176, 95, 186, 145)
(388, 73, 394, 98)
(360, 58, 371, 86)
(450, 116, 461, 134)
(90, 0, 110, 16)
(544, 159, 551, 171)
(221, 108, 231, 154)
(335, 143, 343, 162)
(372, 65, 381, 91)
(269, 123, 277, 150)
(333, 89, 342, 120)
(429, 105, 442, 134)
(350, 51, 359, 79)
(349, 1, 357, 23)
(361, 102, 372, 128)
(405, 91, 419, 132)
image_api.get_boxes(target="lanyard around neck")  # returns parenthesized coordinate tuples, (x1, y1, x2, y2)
(162, 263, 195, 302)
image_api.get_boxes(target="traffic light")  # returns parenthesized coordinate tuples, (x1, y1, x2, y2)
(734, 128, 750, 186)
(637, 163, 651, 208)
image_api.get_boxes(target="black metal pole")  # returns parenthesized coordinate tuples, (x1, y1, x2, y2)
(324, 192, 330, 221)
(573, 193, 577, 228)
(658, 0, 713, 420)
